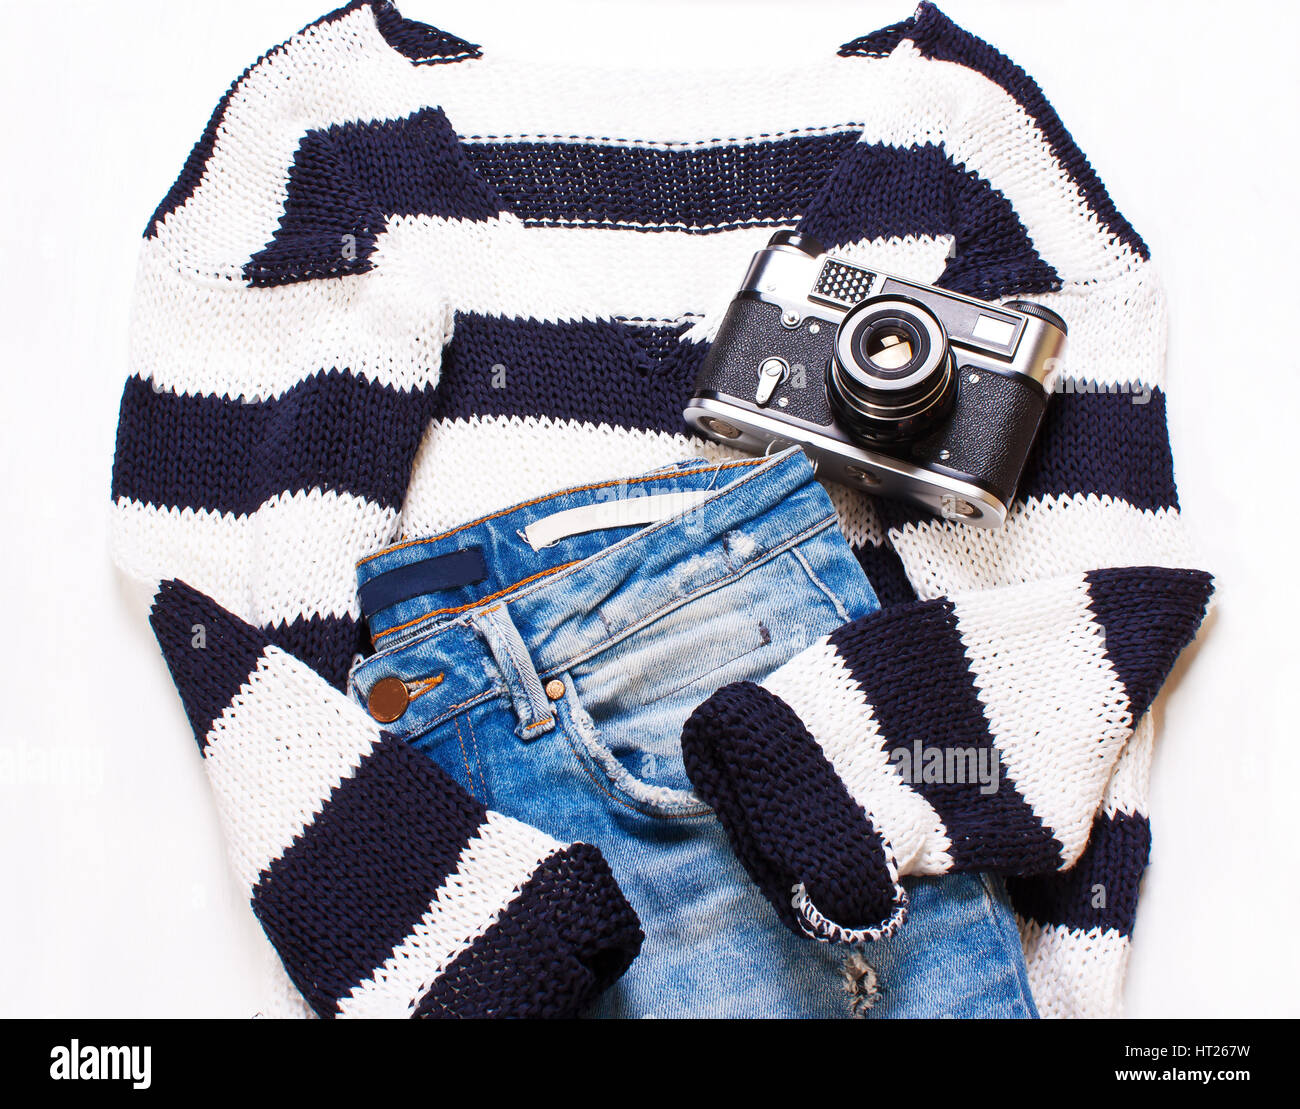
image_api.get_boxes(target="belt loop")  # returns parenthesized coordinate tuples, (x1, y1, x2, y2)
(471, 605, 556, 741)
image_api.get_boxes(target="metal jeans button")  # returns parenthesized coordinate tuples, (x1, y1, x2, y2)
(368, 676, 410, 722)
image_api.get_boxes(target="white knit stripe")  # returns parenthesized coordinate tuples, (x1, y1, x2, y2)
(376, 218, 956, 329)
(153, 5, 1141, 286)
(130, 240, 1164, 418)
(136, 219, 949, 402)
(878, 45, 1141, 284)
(761, 639, 954, 874)
(399, 414, 886, 553)
(148, 5, 430, 277)
(1029, 263, 1168, 389)
(399, 415, 733, 534)
(377, 213, 768, 327)
(832, 232, 953, 283)
(952, 577, 1132, 866)
(335, 810, 563, 1018)
(824, 480, 888, 550)
(129, 237, 451, 401)
(201, 647, 380, 890)
(433, 54, 895, 143)
(1018, 918, 1130, 1019)
(135, 221, 1163, 406)
(1101, 713, 1155, 820)
(110, 490, 397, 626)
(891, 495, 1196, 600)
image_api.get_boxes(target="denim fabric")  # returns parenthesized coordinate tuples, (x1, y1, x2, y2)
(349, 448, 1037, 1018)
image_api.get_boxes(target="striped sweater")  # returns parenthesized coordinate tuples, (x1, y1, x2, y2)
(111, 0, 1211, 1017)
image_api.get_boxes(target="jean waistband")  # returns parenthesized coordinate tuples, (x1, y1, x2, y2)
(349, 447, 841, 728)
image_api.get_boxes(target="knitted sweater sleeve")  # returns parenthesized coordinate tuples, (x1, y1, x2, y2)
(110, 11, 640, 1018)
(679, 4, 1213, 1018)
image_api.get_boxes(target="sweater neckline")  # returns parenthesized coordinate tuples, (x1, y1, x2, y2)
(348, 0, 928, 252)
(366, 0, 919, 75)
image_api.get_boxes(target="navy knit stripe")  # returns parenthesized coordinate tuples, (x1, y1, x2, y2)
(434, 314, 706, 434)
(440, 317, 1178, 519)
(834, 12, 914, 57)
(462, 131, 859, 230)
(875, 387, 1181, 534)
(801, 142, 1061, 302)
(243, 124, 1060, 301)
(1006, 810, 1151, 935)
(251, 734, 489, 1017)
(244, 107, 505, 286)
(112, 349, 1182, 522)
(111, 372, 438, 516)
(370, 0, 481, 64)
(263, 613, 365, 692)
(679, 681, 905, 939)
(413, 843, 644, 1018)
(839, 3, 1149, 261)
(853, 542, 918, 608)
(149, 579, 270, 753)
(144, 2, 371, 238)
(1018, 387, 1178, 511)
(828, 599, 1064, 871)
(1084, 567, 1215, 720)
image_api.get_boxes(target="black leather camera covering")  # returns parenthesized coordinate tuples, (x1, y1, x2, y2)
(692, 297, 1048, 507)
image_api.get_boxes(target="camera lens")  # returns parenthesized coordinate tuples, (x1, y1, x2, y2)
(862, 325, 917, 371)
(827, 297, 956, 443)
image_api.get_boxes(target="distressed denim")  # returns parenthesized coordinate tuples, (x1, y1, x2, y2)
(349, 448, 1037, 1018)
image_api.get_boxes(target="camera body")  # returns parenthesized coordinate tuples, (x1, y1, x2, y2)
(684, 232, 1068, 527)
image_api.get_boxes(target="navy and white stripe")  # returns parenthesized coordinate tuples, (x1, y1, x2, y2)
(681, 567, 1212, 945)
(839, 3, 1149, 261)
(149, 580, 641, 1018)
(113, 0, 1211, 1017)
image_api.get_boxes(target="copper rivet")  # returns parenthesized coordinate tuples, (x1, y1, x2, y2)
(368, 676, 410, 723)
(545, 679, 566, 701)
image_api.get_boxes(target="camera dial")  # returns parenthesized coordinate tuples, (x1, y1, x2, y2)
(827, 296, 957, 444)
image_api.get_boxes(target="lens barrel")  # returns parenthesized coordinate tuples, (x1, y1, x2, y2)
(827, 296, 956, 443)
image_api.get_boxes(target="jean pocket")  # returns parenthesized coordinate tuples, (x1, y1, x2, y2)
(550, 672, 710, 820)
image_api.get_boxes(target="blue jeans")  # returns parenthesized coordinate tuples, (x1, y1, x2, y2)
(349, 448, 1037, 1018)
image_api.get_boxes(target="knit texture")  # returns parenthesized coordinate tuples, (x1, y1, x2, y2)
(150, 579, 642, 1018)
(682, 567, 1212, 946)
(111, 0, 1209, 1016)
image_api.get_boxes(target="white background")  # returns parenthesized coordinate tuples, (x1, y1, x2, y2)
(1, 0, 1296, 1018)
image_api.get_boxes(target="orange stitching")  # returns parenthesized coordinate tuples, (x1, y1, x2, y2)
(523, 716, 555, 732)
(407, 672, 445, 700)
(439, 690, 496, 717)
(357, 458, 763, 566)
(463, 712, 485, 800)
(452, 715, 477, 798)
(371, 563, 581, 643)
